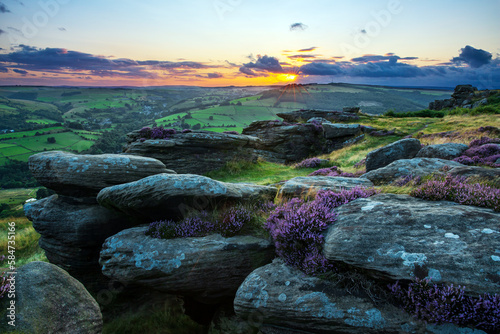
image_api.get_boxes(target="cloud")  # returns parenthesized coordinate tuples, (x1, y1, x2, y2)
(0, 66, 8, 73)
(207, 72, 223, 79)
(452, 45, 492, 68)
(298, 47, 317, 52)
(0, 2, 10, 13)
(349, 61, 426, 78)
(299, 62, 344, 76)
(58, 27, 67, 32)
(288, 54, 318, 59)
(0, 29, 4, 35)
(239, 55, 284, 76)
(13, 69, 28, 75)
(361, 29, 367, 34)
(352, 54, 418, 63)
(290, 23, 308, 31)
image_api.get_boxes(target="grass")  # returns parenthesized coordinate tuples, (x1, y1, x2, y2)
(0, 126, 65, 140)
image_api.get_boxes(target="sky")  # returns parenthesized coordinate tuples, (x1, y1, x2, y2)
(0, 0, 499, 88)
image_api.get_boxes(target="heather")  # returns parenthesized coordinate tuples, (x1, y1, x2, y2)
(138, 126, 177, 140)
(410, 175, 500, 212)
(265, 187, 378, 275)
(389, 278, 500, 331)
(294, 157, 325, 169)
(308, 165, 360, 178)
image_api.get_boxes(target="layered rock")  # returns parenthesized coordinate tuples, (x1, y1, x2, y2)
(429, 85, 491, 110)
(276, 110, 360, 123)
(322, 123, 362, 139)
(24, 195, 135, 275)
(365, 138, 422, 172)
(29, 151, 173, 197)
(234, 259, 463, 334)
(97, 173, 277, 221)
(100, 226, 275, 303)
(323, 194, 500, 296)
(448, 166, 500, 187)
(416, 143, 469, 160)
(279, 176, 373, 198)
(0, 262, 102, 334)
(361, 158, 463, 185)
(124, 131, 262, 174)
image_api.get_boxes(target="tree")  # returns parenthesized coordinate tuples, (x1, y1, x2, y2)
(209, 116, 214, 120)
(192, 123, 201, 130)
(47, 137, 56, 144)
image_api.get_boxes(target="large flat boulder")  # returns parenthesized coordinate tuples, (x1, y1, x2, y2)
(365, 138, 422, 172)
(234, 259, 470, 334)
(416, 143, 469, 160)
(24, 195, 136, 274)
(448, 166, 500, 187)
(277, 110, 360, 123)
(279, 176, 373, 197)
(29, 151, 173, 197)
(361, 158, 464, 185)
(322, 123, 361, 139)
(323, 194, 500, 296)
(97, 173, 277, 220)
(0, 262, 102, 334)
(100, 226, 275, 303)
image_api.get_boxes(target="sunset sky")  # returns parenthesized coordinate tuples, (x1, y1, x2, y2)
(0, 0, 499, 88)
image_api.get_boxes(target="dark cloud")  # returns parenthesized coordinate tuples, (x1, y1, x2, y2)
(290, 23, 307, 31)
(13, 69, 28, 75)
(207, 72, 223, 79)
(239, 55, 284, 76)
(298, 47, 317, 52)
(0, 45, 218, 78)
(0, 29, 4, 35)
(300, 62, 344, 76)
(452, 45, 492, 68)
(361, 29, 367, 34)
(288, 54, 318, 59)
(0, 2, 10, 13)
(352, 54, 418, 63)
(0, 66, 8, 73)
(349, 61, 425, 78)
(58, 27, 67, 32)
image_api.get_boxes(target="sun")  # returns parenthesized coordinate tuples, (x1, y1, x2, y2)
(275, 73, 298, 83)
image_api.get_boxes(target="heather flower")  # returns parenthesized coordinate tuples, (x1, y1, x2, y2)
(464, 143, 500, 158)
(393, 174, 422, 187)
(315, 186, 379, 211)
(182, 129, 192, 133)
(217, 205, 253, 237)
(308, 166, 360, 178)
(223, 131, 239, 135)
(294, 157, 325, 169)
(138, 126, 177, 141)
(389, 278, 500, 331)
(469, 136, 500, 147)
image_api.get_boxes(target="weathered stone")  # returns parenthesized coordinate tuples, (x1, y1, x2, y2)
(124, 131, 262, 174)
(361, 158, 464, 185)
(323, 194, 500, 296)
(279, 176, 374, 198)
(0, 262, 102, 334)
(100, 226, 275, 303)
(277, 110, 360, 123)
(365, 138, 422, 172)
(97, 173, 277, 220)
(24, 195, 136, 273)
(448, 166, 500, 187)
(28, 151, 173, 197)
(416, 143, 469, 160)
(235, 259, 431, 334)
(322, 123, 361, 139)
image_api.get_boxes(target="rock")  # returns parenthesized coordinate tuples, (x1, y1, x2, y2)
(307, 117, 330, 124)
(343, 107, 361, 114)
(97, 173, 277, 220)
(472, 98, 488, 109)
(0, 261, 102, 334)
(28, 151, 173, 197)
(365, 138, 422, 172)
(361, 158, 463, 185)
(452, 85, 477, 100)
(416, 143, 469, 160)
(322, 123, 361, 139)
(276, 110, 360, 123)
(100, 226, 275, 303)
(323, 194, 500, 296)
(234, 259, 431, 334)
(448, 166, 500, 187)
(124, 131, 262, 174)
(279, 176, 374, 198)
(24, 195, 136, 275)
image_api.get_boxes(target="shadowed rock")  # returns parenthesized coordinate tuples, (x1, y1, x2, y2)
(277, 110, 360, 123)
(0, 262, 102, 334)
(416, 143, 469, 160)
(322, 123, 361, 139)
(323, 194, 500, 296)
(100, 226, 275, 304)
(29, 151, 173, 197)
(365, 138, 422, 172)
(448, 166, 500, 187)
(97, 173, 277, 220)
(279, 176, 373, 198)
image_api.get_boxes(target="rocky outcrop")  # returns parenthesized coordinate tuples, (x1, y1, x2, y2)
(276, 110, 360, 123)
(124, 131, 262, 174)
(361, 158, 464, 185)
(100, 226, 275, 304)
(416, 143, 469, 160)
(29, 151, 173, 197)
(323, 194, 500, 296)
(24, 195, 135, 275)
(448, 166, 500, 187)
(279, 176, 374, 198)
(365, 138, 422, 172)
(429, 85, 491, 110)
(0, 262, 102, 334)
(322, 123, 362, 139)
(234, 259, 472, 334)
(97, 173, 277, 221)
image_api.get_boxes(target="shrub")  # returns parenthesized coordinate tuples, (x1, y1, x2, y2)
(223, 131, 239, 135)
(389, 278, 500, 331)
(392, 174, 422, 187)
(469, 136, 500, 147)
(138, 126, 177, 140)
(308, 166, 359, 178)
(294, 157, 325, 169)
(217, 205, 253, 237)
(410, 175, 500, 211)
(1, 255, 11, 299)
(384, 109, 446, 118)
(314, 187, 379, 211)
